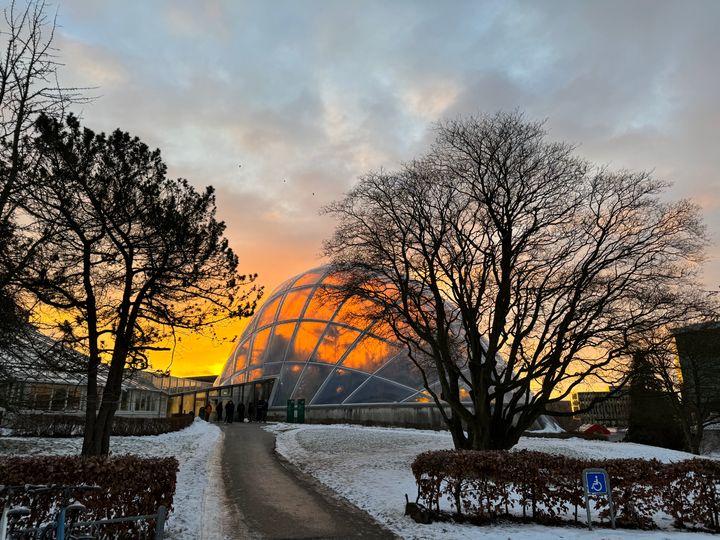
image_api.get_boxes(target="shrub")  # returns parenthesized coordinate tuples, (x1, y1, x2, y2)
(5, 413, 193, 437)
(411, 450, 720, 532)
(0, 455, 178, 537)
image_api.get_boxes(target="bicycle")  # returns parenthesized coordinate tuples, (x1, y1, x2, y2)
(35, 485, 101, 540)
(2, 483, 164, 539)
(1, 484, 100, 540)
(0, 485, 31, 540)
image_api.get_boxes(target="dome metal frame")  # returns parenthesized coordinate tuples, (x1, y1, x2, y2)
(216, 267, 435, 406)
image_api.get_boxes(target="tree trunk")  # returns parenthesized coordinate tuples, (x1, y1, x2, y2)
(81, 360, 99, 455)
(448, 413, 468, 449)
(491, 424, 523, 451)
(691, 422, 704, 455)
(97, 400, 117, 455)
(83, 388, 121, 455)
(678, 417, 698, 455)
(82, 348, 126, 455)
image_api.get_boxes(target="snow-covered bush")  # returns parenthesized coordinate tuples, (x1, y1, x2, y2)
(5, 413, 193, 437)
(0, 454, 178, 536)
(412, 449, 720, 532)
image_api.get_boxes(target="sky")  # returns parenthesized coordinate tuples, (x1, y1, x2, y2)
(50, 0, 720, 376)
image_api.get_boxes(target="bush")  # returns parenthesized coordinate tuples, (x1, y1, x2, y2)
(411, 449, 720, 532)
(0, 455, 178, 537)
(6, 413, 193, 437)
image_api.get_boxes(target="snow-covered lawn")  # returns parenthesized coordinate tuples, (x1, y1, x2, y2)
(3, 420, 716, 539)
(267, 423, 717, 540)
(0, 418, 225, 539)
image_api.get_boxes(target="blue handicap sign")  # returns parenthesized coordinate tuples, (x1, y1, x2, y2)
(585, 471, 608, 494)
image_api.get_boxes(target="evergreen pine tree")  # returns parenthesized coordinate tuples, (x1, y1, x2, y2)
(626, 352, 685, 450)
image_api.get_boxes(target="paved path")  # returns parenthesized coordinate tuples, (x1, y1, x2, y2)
(220, 423, 397, 539)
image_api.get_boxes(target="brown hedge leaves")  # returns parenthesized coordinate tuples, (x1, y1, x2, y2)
(7, 413, 193, 437)
(0, 455, 178, 536)
(412, 449, 720, 532)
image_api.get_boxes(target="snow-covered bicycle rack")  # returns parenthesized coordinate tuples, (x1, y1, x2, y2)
(8, 505, 167, 540)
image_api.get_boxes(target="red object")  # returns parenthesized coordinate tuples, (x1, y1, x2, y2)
(579, 423, 611, 435)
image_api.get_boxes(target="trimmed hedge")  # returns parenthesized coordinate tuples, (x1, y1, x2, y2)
(0, 455, 178, 537)
(411, 449, 720, 532)
(6, 413, 193, 437)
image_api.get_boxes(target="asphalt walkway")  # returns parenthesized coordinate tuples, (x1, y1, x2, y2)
(220, 422, 396, 539)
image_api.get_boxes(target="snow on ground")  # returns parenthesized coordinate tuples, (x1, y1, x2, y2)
(267, 423, 716, 540)
(517, 435, 696, 462)
(0, 418, 225, 539)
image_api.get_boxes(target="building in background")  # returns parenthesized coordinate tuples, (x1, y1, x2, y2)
(673, 322, 720, 452)
(673, 322, 720, 412)
(215, 266, 434, 407)
(545, 400, 581, 432)
(0, 330, 211, 420)
(215, 266, 560, 431)
(571, 387, 630, 427)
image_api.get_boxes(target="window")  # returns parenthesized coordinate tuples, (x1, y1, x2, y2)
(50, 387, 67, 411)
(32, 384, 53, 410)
(67, 387, 82, 410)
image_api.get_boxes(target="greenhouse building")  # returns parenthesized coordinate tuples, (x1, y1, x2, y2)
(213, 266, 558, 430)
(0, 267, 558, 431)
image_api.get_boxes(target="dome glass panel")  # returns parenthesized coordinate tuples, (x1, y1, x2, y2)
(375, 354, 425, 388)
(313, 368, 369, 405)
(303, 290, 339, 321)
(341, 336, 398, 372)
(249, 328, 271, 367)
(234, 341, 249, 372)
(346, 378, 415, 404)
(265, 322, 295, 362)
(286, 322, 326, 363)
(256, 296, 283, 329)
(292, 364, 335, 401)
(215, 266, 442, 406)
(291, 269, 325, 288)
(277, 287, 313, 321)
(309, 324, 360, 364)
(262, 362, 284, 377)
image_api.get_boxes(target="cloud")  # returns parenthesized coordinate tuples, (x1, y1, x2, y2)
(55, 36, 128, 87)
(50, 0, 720, 372)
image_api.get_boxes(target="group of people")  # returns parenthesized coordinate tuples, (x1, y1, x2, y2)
(200, 398, 269, 423)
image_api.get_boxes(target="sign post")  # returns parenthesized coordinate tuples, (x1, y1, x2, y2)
(286, 399, 295, 423)
(296, 398, 306, 423)
(582, 468, 615, 530)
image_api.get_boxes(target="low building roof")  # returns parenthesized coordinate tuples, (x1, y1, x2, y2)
(0, 327, 162, 393)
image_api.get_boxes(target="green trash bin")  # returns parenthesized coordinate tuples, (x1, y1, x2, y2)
(286, 399, 295, 423)
(297, 398, 306, 424)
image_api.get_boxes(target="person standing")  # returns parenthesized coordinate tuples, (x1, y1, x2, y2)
(248, 401, 255, 423)
(259, 398, 269, 422)
(237, 402, 245, 423)
(216, 400, 224, 422)
(205, 402, 213, 421)
(225, 399, 235, 424)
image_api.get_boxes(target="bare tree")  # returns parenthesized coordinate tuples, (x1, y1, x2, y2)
(11, 115, 262, 455)
(0, 0, 88, 229)
(324, 112, 706, 450)
(0, 0, 87, 370)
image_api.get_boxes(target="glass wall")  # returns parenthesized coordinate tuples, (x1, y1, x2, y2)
(168, 395, 182, 415)
(216, 266, 435, 406)
(173, 379, 274, 420)
(193, 392, 207, 417)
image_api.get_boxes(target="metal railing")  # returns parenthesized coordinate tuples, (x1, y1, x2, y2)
(1, 484, 167, 540)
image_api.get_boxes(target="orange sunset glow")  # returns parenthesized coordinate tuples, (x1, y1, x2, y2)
(42, 1, 720, 381)
(152, 257, 328, 377)
(6, 5, 720, 536)
(212, 267, 434, 406)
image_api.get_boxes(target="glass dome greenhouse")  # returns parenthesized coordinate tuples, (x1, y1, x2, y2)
(215, 266, 435, 407)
